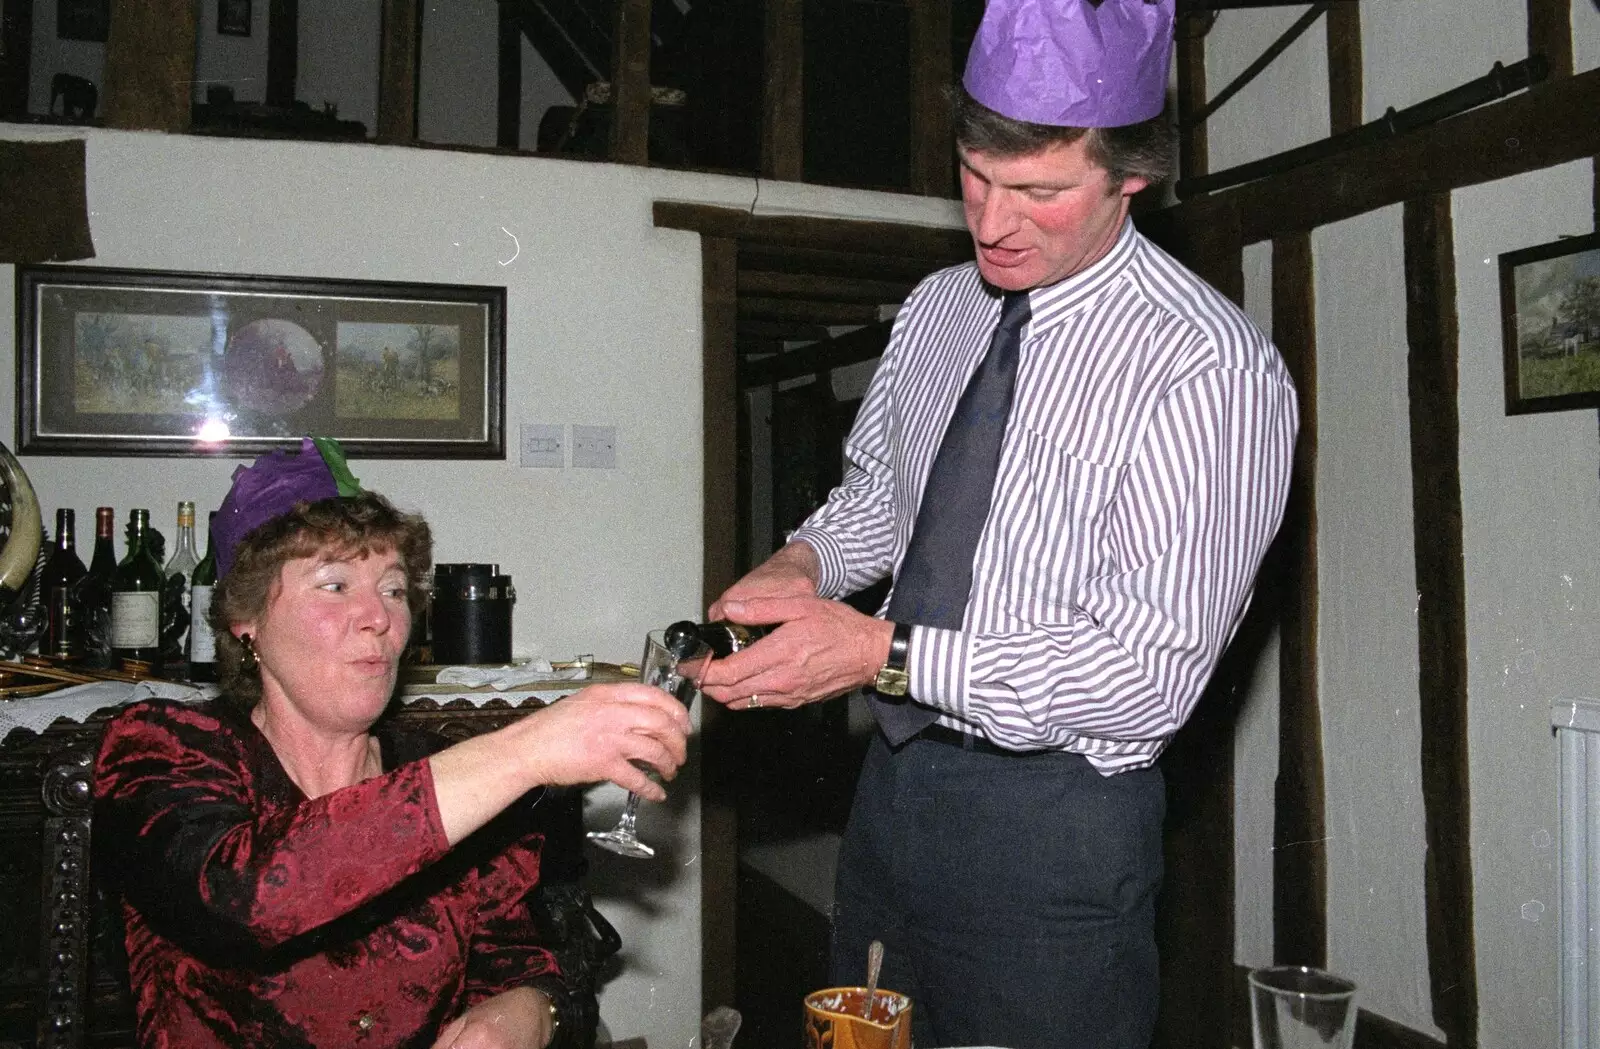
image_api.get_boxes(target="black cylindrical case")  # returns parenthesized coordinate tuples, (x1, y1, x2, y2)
(431, 563, 515, 665)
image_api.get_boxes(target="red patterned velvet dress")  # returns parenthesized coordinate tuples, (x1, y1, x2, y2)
(94, 700, 566, 1049)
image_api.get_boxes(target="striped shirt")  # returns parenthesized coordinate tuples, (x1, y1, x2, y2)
(791, 219, 1298, 773)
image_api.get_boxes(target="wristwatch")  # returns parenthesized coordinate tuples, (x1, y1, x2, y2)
(873, 621, 912, 697)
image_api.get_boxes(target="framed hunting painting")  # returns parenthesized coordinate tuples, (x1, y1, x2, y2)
(16, 265, 505, 458)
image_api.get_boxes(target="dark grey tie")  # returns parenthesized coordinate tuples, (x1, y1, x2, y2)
(872, 290, 1031, 744)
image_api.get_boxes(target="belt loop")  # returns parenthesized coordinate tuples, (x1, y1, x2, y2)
(961, 732, 976, 751)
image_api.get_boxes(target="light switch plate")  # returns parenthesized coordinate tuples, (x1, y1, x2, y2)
(571, 425, 617, 469)
(519, 423, 565, 468)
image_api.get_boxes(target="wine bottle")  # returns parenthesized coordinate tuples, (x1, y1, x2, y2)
(110, 508, 165, 675)
(668, 620, 772, 659)
(75, 506, 118, 668)
(186, 512, 219, 684)
(164, 501, 199, 582)
(163, 501, 200, 665)
(40, 509, 88, 661)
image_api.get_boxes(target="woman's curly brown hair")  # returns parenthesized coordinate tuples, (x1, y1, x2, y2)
(208, 491, 432, 707)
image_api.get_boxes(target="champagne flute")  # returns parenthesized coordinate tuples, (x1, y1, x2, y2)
(587, 623, 712, 858)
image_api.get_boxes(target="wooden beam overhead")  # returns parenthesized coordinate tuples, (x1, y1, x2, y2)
(609, 0, 653, 165)
(761, 0, 804, 181)
(1325, 2, 1362, 135)
(908, 0, 955, 198)
(1403, 192, 1477, 1049)
(1527, 0, 1574, 78)
(1179, 66, 1600, 243)
(1270, 231, 1326, 970)
(102, 0, 196, 132)
(655, 202, 971, 262)
(377, 0, 421, 143)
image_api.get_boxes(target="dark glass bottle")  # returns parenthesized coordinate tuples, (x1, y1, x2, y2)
(186, 512, 219, 683)
(670, 620, 772, 659)
(40, 509, 88, 661)
(110, 509, 165, 675)
(75, 506, 118, 668)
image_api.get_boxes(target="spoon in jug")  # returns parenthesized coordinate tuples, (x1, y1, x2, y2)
(864, 940, 884, 1021)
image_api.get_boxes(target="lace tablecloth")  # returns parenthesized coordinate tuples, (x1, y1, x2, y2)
(0, 661, 617, 743)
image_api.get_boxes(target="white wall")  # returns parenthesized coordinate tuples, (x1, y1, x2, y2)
(0, 121, 960, 1047)
(1210, 4, 1600, 1045)
(1454, 161, 1599, 1049)
(1313, 206, 1437, 1039)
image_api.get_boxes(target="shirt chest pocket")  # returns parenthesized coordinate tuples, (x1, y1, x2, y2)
(990, 427, 1125, 616)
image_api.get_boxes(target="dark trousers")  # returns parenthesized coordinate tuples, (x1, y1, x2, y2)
(830, 732, 1165, 1049)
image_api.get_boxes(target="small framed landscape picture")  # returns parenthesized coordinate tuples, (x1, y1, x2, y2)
(15, 265, 505, 459)
(1499, 230, 1600, 415)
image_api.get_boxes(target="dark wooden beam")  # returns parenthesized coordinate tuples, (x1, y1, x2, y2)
(740, 321, 893, 388)
(265, 0, 298, 108)
(700, 234, 741, 1017)
(908, 0, 954, 198)
(761, 0, 804, 181)
(609, 0, 652, 165)
(739, 271, 918, 304)
(1403, 192, 1476, 1049)
(656, 202, 971, 262)
(1270, 231, 1325, 969)
(1175, 13, 1211, 180)
(1189, 66, 1600, 243)
(738, 296, 883, 327)
(102, 0, 196, 132)
(498, 3, 523, 149)
(377, 0, 421, 143)
(1325, 2, 1362, 135)
(1527, 0, 1573, 78)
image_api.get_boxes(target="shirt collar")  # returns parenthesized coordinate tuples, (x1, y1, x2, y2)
(1019, 217, 1139, 330)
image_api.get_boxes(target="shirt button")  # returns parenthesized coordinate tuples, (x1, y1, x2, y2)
(356, 1013, 375, 1032)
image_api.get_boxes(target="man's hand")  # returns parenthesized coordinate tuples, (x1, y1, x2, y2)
(431, 987, 554, 1049)
(707, 542, 820, 620)
(698, 596, 894, 710)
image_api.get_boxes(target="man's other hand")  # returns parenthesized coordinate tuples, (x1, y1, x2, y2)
(698, 596, 893, 710)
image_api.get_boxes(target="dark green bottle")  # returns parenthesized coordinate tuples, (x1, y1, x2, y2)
(110, 509, 165, 675)
(186, 512, 219, 683)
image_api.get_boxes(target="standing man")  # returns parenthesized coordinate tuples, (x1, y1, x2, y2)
(699, 2, 1297, 1046)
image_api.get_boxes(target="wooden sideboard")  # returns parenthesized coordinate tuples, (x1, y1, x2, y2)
(0, 678, 620, 1049)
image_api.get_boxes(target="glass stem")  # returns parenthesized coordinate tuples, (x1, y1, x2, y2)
(615, 792, 642, 837)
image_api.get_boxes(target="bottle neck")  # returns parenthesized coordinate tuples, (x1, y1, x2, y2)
(54, 509, 75, 552)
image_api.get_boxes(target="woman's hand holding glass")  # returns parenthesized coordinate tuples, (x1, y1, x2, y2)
(514, 682, 692, 801)
(588, 627, 713, 858)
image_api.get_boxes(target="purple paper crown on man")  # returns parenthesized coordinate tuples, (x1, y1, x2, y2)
(213, 437, 362, 578)
(963, 0, 1175, 129)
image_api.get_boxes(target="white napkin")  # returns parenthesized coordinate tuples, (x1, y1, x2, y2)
(433, 659, 589, 690)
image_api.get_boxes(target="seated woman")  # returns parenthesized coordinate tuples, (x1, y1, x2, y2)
(94, 438, 690, 1049)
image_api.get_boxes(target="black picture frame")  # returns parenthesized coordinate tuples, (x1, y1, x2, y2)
(217, 0, 252, 36)
(57, 0, 110, 42)
(1500, 230, 1600, 416)
(16, 265, 506, 459)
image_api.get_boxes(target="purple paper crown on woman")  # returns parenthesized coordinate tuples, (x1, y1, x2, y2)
(963, 0, 1175, 129)
(213, 437, 361, 578)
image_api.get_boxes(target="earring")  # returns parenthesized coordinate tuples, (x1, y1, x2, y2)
(239, 633, 259, 674)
